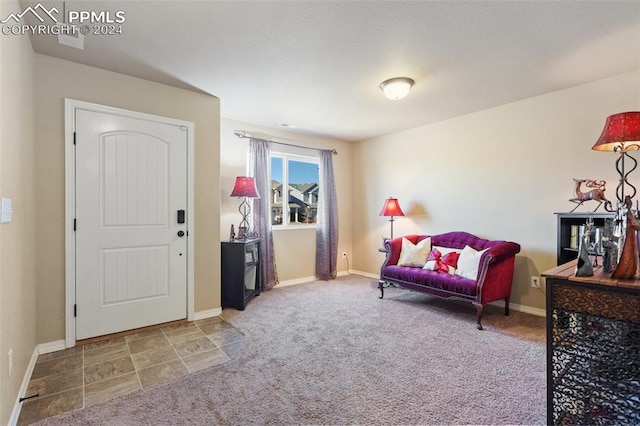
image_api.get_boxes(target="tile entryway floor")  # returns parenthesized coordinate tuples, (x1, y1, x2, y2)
(17, 316, 246, 425)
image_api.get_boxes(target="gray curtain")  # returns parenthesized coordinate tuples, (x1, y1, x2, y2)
(316, 150, 339, 280)
(249, 138, 278, 290)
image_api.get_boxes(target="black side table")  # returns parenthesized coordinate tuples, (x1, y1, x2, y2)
(221, 238, 261, 310)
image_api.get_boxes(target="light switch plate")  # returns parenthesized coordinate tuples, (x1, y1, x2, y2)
(1, 198, 13, 223)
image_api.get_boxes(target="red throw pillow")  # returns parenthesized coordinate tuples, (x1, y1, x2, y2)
(424, 247, 459, 274)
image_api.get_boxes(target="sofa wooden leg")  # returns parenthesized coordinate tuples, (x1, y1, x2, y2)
(378, 280, 385, 299)
(505, 297, 510, 316)
(474, 303, 484, 330)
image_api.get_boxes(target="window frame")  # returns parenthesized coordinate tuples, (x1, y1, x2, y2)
(269, 151, 320, 230)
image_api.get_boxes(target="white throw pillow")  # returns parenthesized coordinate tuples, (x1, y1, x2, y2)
(455, 245, 489, 280)
(398, 237, 431, 267)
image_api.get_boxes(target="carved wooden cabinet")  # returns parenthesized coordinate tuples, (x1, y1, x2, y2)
(221, 238, 261, 310)
(543, 262, 640, 425)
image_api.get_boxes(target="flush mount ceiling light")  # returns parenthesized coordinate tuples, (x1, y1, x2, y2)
(379, 77, 415, 100)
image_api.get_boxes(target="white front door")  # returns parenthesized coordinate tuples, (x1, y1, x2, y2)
(74, 107, 189, 340)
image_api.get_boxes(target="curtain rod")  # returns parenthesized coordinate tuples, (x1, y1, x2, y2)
(234, 131, 338, 155)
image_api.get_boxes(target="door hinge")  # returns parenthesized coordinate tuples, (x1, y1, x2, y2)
(73, 132, 76, 145)
(73, 218, 76, 231)
(74, 304, 77, 317)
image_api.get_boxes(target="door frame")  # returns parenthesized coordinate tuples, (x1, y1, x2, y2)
(64, 99, 195, 347)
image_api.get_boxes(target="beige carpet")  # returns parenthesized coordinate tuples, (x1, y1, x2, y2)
(35, 274, 547, 425)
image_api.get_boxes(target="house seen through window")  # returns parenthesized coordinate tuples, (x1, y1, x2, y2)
(270, 154, 319, 227)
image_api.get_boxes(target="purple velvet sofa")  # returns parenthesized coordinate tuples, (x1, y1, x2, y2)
(379, 232, 521, 330)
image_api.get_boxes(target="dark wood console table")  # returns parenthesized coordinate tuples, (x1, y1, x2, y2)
(542, 261, 640, 425)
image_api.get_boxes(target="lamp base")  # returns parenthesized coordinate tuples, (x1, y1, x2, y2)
(615, 150, 638, 202)
(237, 197, 252, 237)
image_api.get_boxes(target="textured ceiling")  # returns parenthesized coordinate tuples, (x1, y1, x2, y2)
(25, 0, 640, 141)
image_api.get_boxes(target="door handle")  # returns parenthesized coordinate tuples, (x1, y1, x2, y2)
(177, 230, 185, 237)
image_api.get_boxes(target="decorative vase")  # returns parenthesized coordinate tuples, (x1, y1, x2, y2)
(611, 196, 639, 279)
(575, 236, 594, 277)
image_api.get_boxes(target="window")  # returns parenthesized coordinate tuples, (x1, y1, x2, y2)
(270, 153, 319, 228)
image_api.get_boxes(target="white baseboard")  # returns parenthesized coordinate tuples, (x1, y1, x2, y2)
(10, 340, 72, 424)
(8, 346, 39, 426)
(277, 276, 317, 287)
(506, 302, 546, 317)
(350, 270, 379, 279)
(275, 270, 350, 288)
(193, 308, 222, 321)
(38, 340, 66, 354)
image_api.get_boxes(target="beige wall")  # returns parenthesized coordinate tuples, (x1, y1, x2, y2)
(352, 70, 640, 311)
(220, 118, 353, 282)
(0, 1, 38, 423)
(34, 55, 221, 343)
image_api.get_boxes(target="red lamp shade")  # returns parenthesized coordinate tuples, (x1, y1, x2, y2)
(380, 197, 405, 217)
(230, 176, 260, 198)
(592, 112, 640, 152)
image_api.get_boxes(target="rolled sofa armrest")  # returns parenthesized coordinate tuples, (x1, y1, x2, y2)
(383, 237, 399, 266)
(473, 241, 521, 287)
(484, 241, 521, 264)
(475, 241, 520, 305)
